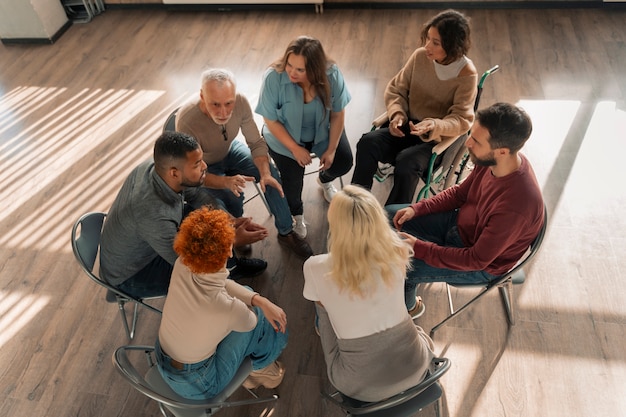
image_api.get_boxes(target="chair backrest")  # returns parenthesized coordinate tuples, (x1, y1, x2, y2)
(163, 108, 178, 132)
(323, 357, 451, 417)
(112, 345, 277, 417)
(71, 211, 107, 281)
(71, 212, 163, 307)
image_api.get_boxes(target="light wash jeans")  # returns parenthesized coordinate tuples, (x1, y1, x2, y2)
(155, 305, 288, 400)
(385, 204, 496, 310)
(204, 140, 293, 235)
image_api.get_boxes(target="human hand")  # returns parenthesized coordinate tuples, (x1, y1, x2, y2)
(408, 120, 435, 138)
(389, 116, 407, 137)
(252, 295, 287, 333)
(398, 231, 417, 247)
(258, 175, 285, 197)
(392, 207, 416, 230)
(224, 175, 255, 197)
(233, 217, 269, 245)
(318, 149, 336, 171)
(292, 146, 313, 167)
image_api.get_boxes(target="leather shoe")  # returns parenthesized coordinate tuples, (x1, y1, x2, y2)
(228, 257, 267, 281)
(278, 231, 313, 259)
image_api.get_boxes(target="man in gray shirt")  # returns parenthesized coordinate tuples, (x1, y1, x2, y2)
(100, 131, 268, 299)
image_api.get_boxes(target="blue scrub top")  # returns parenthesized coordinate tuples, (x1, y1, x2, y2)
(255, 64, 351, 159)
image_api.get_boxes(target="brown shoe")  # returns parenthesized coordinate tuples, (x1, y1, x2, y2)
(242, 361, 285, 389)
(278, 231, 313, 259)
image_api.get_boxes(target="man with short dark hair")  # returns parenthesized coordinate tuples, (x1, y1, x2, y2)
(100, 131, 268, 299)
(387, 102, 544, 316)
(175, 68, 312, 259)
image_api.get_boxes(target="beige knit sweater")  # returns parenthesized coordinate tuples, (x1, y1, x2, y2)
(385, 47, 477, 144)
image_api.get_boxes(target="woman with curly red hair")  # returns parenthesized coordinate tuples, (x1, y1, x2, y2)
(155, 207, 288, 399)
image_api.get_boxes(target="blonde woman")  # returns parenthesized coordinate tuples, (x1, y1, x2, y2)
(303, 185, 434, 402)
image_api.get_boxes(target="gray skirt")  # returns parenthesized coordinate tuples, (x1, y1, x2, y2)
(316, 304, 435, 402)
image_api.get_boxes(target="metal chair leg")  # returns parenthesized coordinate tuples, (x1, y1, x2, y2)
(499, 280, 515, 325)
(252, 181, 272, 215)
(116, 298, 133, 340)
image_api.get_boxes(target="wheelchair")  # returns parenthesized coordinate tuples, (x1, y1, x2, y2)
(371, 65, 500, 202)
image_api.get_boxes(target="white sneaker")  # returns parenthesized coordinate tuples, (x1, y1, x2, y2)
(317, 177, 337, 203)
(292, 215, 307, 239)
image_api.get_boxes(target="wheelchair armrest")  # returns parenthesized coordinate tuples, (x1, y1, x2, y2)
(372, 112, 389, 128)
(431, 136, 458, 155)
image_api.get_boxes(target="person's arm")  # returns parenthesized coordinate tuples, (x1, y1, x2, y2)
(251, 294, 287, 333)
(253, 154, 284, 196)
(412, 210, 527, 272)
(318, 109, 344, 170)
(384, 49, 417, 137)
(264, 118, 312, 167)
(319, 65, 350, 169)
(226, 280, 286, 333)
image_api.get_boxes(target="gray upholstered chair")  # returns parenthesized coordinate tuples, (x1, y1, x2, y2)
(71, 211, 163, 340)
(112, 345, 277, 417)
(322, 357, 451, 417)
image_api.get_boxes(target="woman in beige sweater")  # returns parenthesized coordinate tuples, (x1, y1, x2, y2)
(351, 9, 478, 205)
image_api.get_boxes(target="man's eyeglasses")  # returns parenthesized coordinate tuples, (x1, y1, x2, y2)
(221, 125, 228, 142)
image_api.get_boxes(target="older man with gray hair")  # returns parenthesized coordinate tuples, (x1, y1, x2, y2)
(175, 69, 312, 258)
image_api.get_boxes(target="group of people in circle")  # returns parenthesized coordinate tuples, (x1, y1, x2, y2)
(99, 8, 544, 405)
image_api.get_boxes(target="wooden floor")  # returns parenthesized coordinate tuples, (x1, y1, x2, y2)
(1, 7, 625, 417)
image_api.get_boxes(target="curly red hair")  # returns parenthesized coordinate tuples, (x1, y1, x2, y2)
(173, 207, 235, 274)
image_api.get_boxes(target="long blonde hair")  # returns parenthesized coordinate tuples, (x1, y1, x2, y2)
(327, 185, 413, 297)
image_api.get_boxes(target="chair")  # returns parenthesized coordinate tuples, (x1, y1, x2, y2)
(372, 65, 500, 202)
(163, 107, 273, 214)
(112, 345, 278, 417)
(322, 357, 451, 417)
(429, 204, 548, 338)
(71, 212, 163, 340)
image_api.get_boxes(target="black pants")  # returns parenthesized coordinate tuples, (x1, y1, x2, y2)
(269, 130, 353, 215)
(351, 127, 436, 205)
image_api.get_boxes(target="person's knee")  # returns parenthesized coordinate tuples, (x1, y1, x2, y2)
(394, 155, 423, 177)
(356, 132, 378, 154)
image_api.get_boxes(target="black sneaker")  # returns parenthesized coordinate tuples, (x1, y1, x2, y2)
(278, 231, 313, 259)
(228, 257, 268, 281)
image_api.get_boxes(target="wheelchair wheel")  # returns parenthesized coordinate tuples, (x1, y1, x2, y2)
(443, 147, 474, 189)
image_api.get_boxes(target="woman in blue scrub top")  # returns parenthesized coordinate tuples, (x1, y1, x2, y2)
(256, 36, 353, 239)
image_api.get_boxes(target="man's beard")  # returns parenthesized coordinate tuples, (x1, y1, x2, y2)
(180, 172, 206, 188)
(469, 151, 496, 167)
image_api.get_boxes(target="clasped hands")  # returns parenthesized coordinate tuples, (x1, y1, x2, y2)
(233, 217, 268, 246)
(389, 116, 434, 139)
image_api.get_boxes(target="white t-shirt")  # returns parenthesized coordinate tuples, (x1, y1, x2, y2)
(303, 253, 408, 339)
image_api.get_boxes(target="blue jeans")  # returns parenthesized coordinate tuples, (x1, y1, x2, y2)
(155, 305, 288, 400)
(385, 204, 496, 309)
(204, 140, 293, 235)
